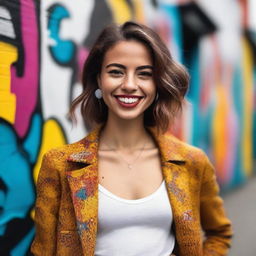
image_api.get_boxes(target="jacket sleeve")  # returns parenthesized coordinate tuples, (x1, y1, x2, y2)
(200, 154, 233, 256)
(31, 151, 61, 255)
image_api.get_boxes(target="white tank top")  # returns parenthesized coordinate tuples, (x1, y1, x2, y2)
(95, 180, 175, 256)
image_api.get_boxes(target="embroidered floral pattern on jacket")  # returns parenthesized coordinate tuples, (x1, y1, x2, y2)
(166, 171, 186, 203)
(183, 210, 193, 221)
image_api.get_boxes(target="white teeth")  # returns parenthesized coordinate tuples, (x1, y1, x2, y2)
(117, 97, 139, 104)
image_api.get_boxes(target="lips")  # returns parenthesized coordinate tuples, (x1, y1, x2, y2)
(114, 95, 143, 108)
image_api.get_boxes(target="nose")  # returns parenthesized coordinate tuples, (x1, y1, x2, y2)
(121, 74, 138, 92)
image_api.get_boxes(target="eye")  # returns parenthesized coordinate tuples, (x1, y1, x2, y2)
(138, 71, 153, 78)
(107, 69, 123, 77)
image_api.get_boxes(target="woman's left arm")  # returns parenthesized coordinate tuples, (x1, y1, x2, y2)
(200, 154, 233, 256)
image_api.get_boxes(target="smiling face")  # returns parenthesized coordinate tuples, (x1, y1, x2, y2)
(98, 40, 156, 123)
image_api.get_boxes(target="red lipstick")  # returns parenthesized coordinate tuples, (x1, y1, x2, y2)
(114, 95, 143, 108)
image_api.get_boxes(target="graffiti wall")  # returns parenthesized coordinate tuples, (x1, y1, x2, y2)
(0, 0, 255, 254)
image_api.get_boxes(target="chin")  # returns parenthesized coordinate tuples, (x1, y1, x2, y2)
(118, 115, 142, 121)
(111, 111, 144, 122)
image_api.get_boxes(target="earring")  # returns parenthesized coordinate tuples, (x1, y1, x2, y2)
(95, 88, 102, 99)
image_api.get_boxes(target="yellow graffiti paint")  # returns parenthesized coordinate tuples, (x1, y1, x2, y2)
(107, 0, 132, 24)
(33, 119, 66, 182)
(241, 38, 253, 176)
(132, 0, 145, 22)
(0, 42, 17, 123)
(212, 84, 228, 181)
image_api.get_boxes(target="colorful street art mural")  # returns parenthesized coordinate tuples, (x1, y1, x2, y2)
(0, 0, 255, 254)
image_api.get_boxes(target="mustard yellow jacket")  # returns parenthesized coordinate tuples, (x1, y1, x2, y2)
(31, 127, 232, 256)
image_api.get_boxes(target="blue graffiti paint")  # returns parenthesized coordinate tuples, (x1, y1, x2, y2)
(47, 4, 75, 64)
(185, 47, 201, 147)
(160, 3, 183, 62)
(0, 121, 35, 231)
(0, 114, 42, 254)
(252, 66, 256, 162)
(199, 105, 214, 155)
(23, 113, 42, 163)
(230, 66, 246, 187)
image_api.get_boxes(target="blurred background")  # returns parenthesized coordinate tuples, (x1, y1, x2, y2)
(0, 0, 255, 255)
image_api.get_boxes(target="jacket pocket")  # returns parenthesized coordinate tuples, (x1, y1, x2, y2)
(58, 230, 80, 247)
(59, 230, 78, 234)
(57, 230, 83, 256)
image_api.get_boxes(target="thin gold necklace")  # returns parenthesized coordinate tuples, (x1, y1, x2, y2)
(102, 141, 147, 169)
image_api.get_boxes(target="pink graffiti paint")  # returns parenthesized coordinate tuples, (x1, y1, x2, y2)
(225, 105, 238, 182)
(223, 65, 238, 184)
(77, 47, 89, 80)
(11, 0, 39, 137)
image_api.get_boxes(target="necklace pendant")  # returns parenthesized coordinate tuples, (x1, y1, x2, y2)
(128, 164, 132, 169)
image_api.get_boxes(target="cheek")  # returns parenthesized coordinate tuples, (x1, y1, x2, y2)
(145, 81, 156, 97)
(100, 77, 118, 104)
(100, 76, 120, 92)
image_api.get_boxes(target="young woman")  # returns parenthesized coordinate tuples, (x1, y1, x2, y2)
(31, 22, 232, 256)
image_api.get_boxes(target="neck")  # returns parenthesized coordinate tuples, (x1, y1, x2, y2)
(100, 115, 153, 151)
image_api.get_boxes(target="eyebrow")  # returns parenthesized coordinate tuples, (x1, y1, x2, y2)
(105, 63, 153, 70)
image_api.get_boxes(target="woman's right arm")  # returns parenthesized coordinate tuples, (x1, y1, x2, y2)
(31, 151, 61, 255)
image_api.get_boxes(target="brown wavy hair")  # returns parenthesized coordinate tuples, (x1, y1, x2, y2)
(70, 21, 189, 133)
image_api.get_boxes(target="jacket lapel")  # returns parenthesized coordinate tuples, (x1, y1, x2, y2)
(66, 127, 101, 256)
(149, 128, 200, 255)
(162, 161, 200, 255)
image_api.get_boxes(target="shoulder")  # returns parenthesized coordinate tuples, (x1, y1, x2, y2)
(40, 138, 89, 171)
(161, 133, 211, 167)
(43, 139, 85, 160)
(41, 127, 100, 172)
(161, 135, 216, 186)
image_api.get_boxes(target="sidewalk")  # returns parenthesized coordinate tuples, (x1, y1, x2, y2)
(222, 175, 256, 256)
